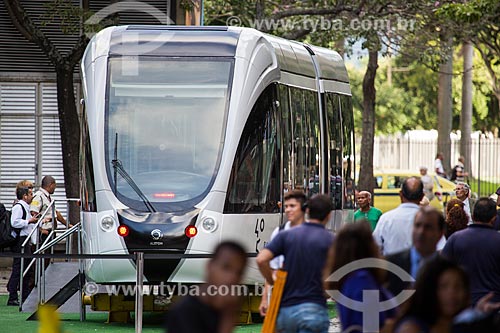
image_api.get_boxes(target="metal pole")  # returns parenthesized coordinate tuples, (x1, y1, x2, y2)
(41, 249, 45, 303)
(407, 135, 411, 170)
(78, 224, 85, 321)
(34, 226, 40, 305)
(200, 0, 204, 25)
(135, 252, 144, 333)
(478, 134, 481, 196)
(37, 255, 41, 303)
(19, 246, 24, 312)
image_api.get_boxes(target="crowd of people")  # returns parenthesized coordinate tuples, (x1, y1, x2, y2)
(4, 173, 499, 333)
(167, 176, 500, 333)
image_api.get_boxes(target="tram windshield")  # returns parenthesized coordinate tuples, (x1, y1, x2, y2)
(106, 57, 232, 211)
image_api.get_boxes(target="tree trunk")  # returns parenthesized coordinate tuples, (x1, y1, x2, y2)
(359, 50, 378, 197)
(334, 37, 345, 58)
(255, 0, 265, 20)
(460, 41, 473, 177)
(437, 40, 453, 175)
(4, 0, 85, 228)
(55, 66, 81, 225)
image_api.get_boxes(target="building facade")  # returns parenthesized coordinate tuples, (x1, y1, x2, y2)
(0, 0, 199, 212)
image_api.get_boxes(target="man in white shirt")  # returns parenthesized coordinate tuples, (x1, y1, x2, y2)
(434, 152, 446, 178)
(455, 182, 475, 224)
(258, 190, 306, 316)
(419, 166, 434, 200)
(7, 185, 39, 306)
(373, 177, 424, 256)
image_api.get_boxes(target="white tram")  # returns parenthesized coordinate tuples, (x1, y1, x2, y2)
(80, 26, 355, 284)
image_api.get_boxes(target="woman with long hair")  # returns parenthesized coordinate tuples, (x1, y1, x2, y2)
(331, 221, 395, 333)
(445, 199, 468, 238)
(394, 256, 470, 333)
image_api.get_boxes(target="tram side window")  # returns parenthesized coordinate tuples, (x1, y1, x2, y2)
(340, 95, 355, 209)
(290, 88, 307, 192)
(224, 85, 280, 213)
(80, 112, 97, 212)
(326, 93, 343, 210)
(288, 87, 321, 197)
(304, 90, 321, 197)
(279, 84, 292, 192)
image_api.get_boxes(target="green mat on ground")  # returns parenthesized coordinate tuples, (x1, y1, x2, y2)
(0, 295, 336, 332)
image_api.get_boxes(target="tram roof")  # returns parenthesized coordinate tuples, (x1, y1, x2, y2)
(106, 26, 349, 83)
(110, 26, 239, 57)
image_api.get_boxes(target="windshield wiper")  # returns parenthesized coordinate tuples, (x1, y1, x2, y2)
(112, 133, 156, 213)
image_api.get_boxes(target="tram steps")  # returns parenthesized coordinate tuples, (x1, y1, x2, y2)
(22, 262, 83, 314)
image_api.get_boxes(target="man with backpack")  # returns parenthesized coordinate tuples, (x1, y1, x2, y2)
(7, 186, 39, 306)
(0, 180, 35, 250)
(0, 203, 15, 250)
(451, 156, 469, 183)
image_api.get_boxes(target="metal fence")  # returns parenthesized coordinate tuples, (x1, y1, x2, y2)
(357, 134, 500, 197)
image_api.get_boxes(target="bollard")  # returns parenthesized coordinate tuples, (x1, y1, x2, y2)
(135, 252, 144, 333)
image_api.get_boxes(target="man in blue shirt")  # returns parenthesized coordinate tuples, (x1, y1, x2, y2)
(257, 194, 334, 333)
(259, 190, 306, 316)
(442, 198, 500, 305)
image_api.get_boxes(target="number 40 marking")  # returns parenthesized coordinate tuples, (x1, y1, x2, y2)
(254, 218, 265, 252)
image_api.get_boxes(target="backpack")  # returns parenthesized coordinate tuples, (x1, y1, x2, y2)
(0, 202, 24, 249)
(450, 165, 459, 181)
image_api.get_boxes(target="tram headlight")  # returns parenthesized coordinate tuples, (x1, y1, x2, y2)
(201, 217, 217, 233)
(100, 216, 115, 232)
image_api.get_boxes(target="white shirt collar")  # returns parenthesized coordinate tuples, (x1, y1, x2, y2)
(19, 199, 30, 210)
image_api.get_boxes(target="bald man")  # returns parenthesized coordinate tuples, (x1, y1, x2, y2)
(354, 191, 382, 231)
(373, 177, 425, 255)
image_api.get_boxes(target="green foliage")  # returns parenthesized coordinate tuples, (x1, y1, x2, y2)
(179, 0, 196, 12)
(204, 0, 259, 26)
(436, 0, 498, 28)
(451, 46, 498, 132)
(435, 0, 500, 133)
(348, 58, 438, 134)
(348, 48, 498, 135)
(40, 0, 94, 35)
(203, 0, 499, 135)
